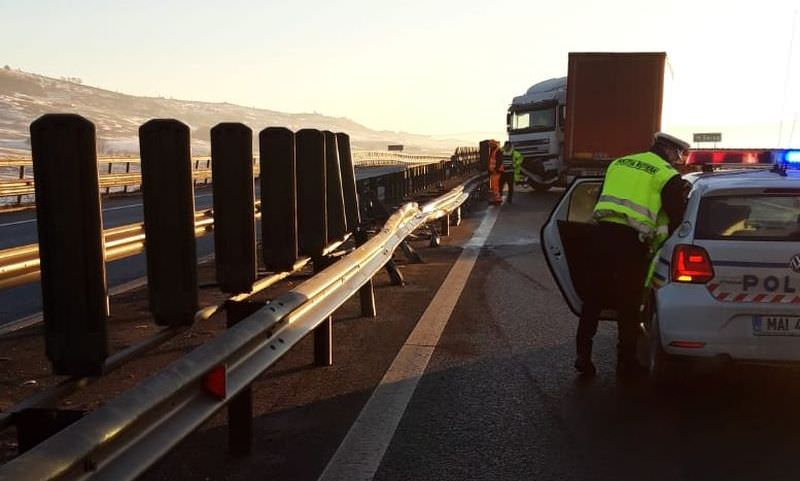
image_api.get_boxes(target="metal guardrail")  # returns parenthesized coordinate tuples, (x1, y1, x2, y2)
(0, 150, 470, 206)
(0, 208, 217, 290)
(0, 114, 482, 480)
(0, 173, 485, 481)
(351, 151, 451, 166)
(0, 152, 479, 291)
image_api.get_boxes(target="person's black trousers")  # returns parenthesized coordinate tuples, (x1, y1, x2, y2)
(499, 172, 515, 203)
(575, 221, 649, 363)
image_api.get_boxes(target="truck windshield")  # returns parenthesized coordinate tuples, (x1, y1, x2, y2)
(509, 108, 555, 132)
(695, 195, 800, 241)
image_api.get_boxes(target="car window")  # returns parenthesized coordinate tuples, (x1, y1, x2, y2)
(567, 182, 601, 222)
(695, 194, 800, 240)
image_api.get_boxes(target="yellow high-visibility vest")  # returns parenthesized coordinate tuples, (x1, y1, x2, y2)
(593, 151, 677, 246)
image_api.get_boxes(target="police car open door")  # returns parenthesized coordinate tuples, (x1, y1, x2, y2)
(540, 178, 605, 317)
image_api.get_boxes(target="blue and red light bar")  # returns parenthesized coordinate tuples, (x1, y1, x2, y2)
(783, 150, 800, 165)
(685, 149, 800, 167)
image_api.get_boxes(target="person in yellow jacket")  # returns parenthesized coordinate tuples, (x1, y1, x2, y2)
(499, 142, 523, 203)
(574, 132, 690, 377)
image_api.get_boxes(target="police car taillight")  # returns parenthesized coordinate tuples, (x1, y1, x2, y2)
(671, 245, 714, 284)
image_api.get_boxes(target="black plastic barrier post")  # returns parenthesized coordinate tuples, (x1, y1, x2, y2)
(139, 119, 199, 326)
(260, 128, 299, 271)
(30, 114, 109, 376)
(296, 129, 333, 366)
(211, 123, 256, 294)
(337, 133, 376, 318)
(323, 131, 347, 241)
(336, 133, 359, 232)
(295, 129, 327, 256)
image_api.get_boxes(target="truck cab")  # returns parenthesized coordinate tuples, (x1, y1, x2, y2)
(506, 77, 566, 191)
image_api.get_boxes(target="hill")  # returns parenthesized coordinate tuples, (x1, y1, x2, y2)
(0, 67, 471, 158)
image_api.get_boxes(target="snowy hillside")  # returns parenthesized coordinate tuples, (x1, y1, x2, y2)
(0, 67, 469, 158)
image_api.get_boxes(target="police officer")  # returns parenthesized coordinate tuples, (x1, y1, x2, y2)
(499, 142, 523, 203)
(574, 132, 690, 377)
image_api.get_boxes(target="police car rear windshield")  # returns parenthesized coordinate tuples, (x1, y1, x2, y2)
(696, 195, 800, 241)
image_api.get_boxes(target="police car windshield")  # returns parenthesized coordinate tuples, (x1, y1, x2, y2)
(696, 194, 800, 241)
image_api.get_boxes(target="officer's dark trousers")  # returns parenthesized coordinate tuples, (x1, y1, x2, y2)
(576, 222, 650, 363)
(499, 172, 514, 202)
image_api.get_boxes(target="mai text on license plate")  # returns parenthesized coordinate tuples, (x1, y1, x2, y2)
(753, 316, 800, 336)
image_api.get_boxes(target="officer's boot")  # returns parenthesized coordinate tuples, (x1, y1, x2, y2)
(574, 337, 596, 376)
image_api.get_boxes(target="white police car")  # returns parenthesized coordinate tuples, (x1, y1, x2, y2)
(542, 150, 800, 383)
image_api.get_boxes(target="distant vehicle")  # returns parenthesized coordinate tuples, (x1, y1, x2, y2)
(507, 52, 666, 191)
(542, 149, 800, 384)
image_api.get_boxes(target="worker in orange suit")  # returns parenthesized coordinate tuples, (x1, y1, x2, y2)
(487, 140, 503, 205)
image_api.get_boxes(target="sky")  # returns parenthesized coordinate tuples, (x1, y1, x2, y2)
(1, 0, 799, 147)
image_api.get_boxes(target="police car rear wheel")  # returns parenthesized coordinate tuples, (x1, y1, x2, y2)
(649, 311, 679, 387)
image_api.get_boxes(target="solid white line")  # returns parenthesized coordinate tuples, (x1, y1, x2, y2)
(317, 207, 500, 481)
(0, 218, 36, 228)
(0, 193, 215, 228)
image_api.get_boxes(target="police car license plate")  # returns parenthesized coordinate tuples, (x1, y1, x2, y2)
(753, 316, 800, 336)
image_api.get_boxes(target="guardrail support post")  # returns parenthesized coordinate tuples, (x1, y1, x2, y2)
(451, 206, 462, 226)
(211, 123, 256, 293)
(225, 300, 264, 455)
(353, 230, 377, 317)
(105, 161, 113, 194)
(429, 224, 441, 248)
(261, 128, 299, 271)
(123, 161, 131, 193)
(17, 165, 25, 205)
(313, 256, 335, 366)
(385, 258, 405, 286)
(139, 119, 199, 326)
(30, 114, 109, 376)
(440, 213, 450, 237)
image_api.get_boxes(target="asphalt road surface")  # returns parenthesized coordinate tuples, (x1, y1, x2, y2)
(136, 187, 800, 481)
(0, 166, 404, 324)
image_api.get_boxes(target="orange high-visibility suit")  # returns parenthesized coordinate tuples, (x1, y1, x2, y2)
(487, 140, 504, 204)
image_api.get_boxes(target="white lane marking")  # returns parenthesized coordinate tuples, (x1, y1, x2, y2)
(0, 193, 215, 228)
(318, 207, 500, 481)
(0, 218, 36, 228)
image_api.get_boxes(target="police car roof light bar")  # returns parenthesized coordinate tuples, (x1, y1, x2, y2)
(783, 150, 800, 164)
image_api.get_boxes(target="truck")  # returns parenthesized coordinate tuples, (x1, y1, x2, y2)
(507, 52, 666, 191)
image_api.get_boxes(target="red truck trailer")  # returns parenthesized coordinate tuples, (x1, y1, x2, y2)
(509, 52, 666, 189)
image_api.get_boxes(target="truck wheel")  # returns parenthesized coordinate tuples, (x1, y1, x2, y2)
(648, 311, 680, 387)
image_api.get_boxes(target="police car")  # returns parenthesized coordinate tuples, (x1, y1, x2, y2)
(542, 149, 800, 383)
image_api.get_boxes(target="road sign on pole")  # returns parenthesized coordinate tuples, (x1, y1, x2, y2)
(693, 133, 722, 143)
